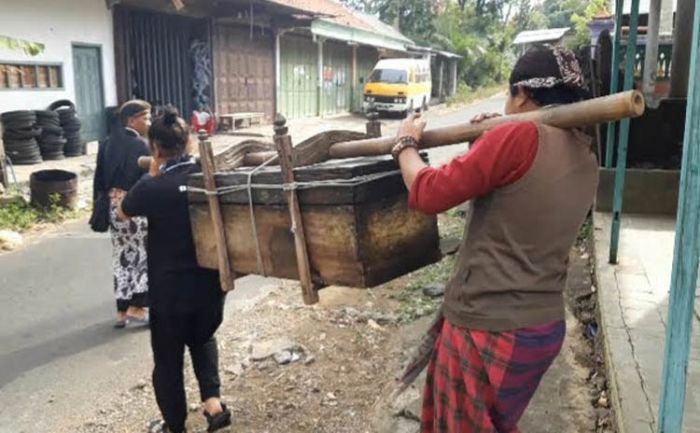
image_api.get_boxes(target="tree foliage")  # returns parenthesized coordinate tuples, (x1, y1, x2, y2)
(375, 0, 437, 46)
(0, 36, 44, 56)
(338, 0, 597, 88)
(571, 0, 612, 46)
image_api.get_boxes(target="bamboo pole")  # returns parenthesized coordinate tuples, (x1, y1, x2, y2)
(139, 91, 644, 172)
(328, 90, 645, 160)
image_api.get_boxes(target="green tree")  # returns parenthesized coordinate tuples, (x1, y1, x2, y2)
(375, 0, 437, 46)
(571, 0, 611, 46)
(0, 36, 44, 56)
(432, 2, 513, 87)
(511, 0, 549, 32)
(338, 0, 379, 13)
(542, 0, 588, 28)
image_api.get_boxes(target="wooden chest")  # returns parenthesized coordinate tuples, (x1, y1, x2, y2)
(187, 155, 440, 288)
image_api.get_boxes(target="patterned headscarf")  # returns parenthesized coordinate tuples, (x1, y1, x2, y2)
(510, 44, 586, 90)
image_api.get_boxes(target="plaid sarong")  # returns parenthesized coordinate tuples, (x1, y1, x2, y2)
(420, 318, 565, 433)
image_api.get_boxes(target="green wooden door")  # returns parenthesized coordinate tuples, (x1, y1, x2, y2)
(322, 41, 352, 116)
(280, 35, 318, 119)
(72, 45, 105, 141)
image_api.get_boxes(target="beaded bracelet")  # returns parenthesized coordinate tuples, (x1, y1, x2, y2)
(391, 136, 419, 161)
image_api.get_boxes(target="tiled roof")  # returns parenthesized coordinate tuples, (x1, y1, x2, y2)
(264, 0, 374, 31)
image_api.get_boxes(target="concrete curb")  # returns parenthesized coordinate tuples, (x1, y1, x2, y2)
(592, 219, 628, 433)
(593, 212, 656, 433)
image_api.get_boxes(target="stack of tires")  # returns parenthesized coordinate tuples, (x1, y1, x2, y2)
(35, 110, 66, 160)
(48, 100, 83, 157)
(1, 110, 42, 165)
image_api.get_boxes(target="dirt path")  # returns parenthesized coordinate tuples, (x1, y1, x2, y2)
(68, 215, 614, 433)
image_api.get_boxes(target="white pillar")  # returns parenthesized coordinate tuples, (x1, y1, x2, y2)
(438, 59, 444, 99)
(352, 44, 358, 112)
(317, 37, 324, 117)
(643, 0, 662, 95)
(450, 60, 458, 96)
(660, 0, 674, 35)
(275, 31, 281, 114)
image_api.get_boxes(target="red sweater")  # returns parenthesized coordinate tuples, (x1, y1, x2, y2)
(408, 122, 539, 214)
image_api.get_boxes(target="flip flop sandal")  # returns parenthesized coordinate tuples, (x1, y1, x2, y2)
(204, 403, 232, 432)
(114, 319, 127, 329)
(148, 420, 185, 433)
(126, 312, 150, 327)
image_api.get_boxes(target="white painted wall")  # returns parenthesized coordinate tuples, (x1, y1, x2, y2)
(0, 0, 116, 113)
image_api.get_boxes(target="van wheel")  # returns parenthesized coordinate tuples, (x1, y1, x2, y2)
(422, 97, 429, 112)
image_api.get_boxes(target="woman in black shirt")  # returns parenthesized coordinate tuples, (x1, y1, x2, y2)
(119, 107, 231, 433)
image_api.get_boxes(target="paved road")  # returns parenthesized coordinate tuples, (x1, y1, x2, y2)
(0, 95, 506, 433)
(384, 94, 506, 165)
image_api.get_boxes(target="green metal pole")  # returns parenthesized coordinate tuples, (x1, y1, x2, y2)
(608, 0, 641, 264)
(604, 0, 626, 167)
(657, 2, 700, 431)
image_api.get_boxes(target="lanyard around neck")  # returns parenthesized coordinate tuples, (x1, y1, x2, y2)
(160, 157, 196, 174)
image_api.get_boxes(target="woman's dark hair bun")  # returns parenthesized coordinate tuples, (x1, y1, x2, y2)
(162, 105, 179, 126)
(148, 105, 189, 156)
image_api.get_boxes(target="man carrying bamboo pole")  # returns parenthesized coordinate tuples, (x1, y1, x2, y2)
(392, 45, 599, 432)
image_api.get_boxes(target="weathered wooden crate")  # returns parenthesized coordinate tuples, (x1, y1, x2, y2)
(188, 155, 440, 288)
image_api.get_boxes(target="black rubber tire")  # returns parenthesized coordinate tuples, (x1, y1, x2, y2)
(35, 109, 59, 119)
(40, 125, 64, 135)
(8, 156, 43, 165)
(47, 99, 76, 112)
(6, 148, 41, 159)
(3, 127, 42, 140)
(2, 118, 36, 130)
(40, 137, 67, 146)
(4, 137, 39, 148)
(47, 101, 82, 153)
(1, 110, 36, 122)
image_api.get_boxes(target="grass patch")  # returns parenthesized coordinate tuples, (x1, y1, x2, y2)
(393, 211, 464, 323)
(0, 193, 81, 232)
(576, 214, 593, 247)
(394, 255, 456, 323)
(438, 211, 465, 241)
(446, 82, 506, 108)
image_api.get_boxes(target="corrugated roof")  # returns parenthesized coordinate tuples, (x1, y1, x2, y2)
(264, 0, 423, 52)
(351, 10, 413, 44)
(513, 27, 571, 45)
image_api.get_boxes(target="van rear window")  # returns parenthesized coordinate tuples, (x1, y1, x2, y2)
(368, 69, 407, 84)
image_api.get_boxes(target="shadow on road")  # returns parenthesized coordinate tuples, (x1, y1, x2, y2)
(0, 319, 148, 388)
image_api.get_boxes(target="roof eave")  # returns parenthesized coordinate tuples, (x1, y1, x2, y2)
(310, 19, 411, 52)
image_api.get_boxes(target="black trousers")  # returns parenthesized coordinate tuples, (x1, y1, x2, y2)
(150, 298, 224, 433)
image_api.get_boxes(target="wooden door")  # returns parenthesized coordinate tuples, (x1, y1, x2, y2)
(213, 24, 274, 120)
